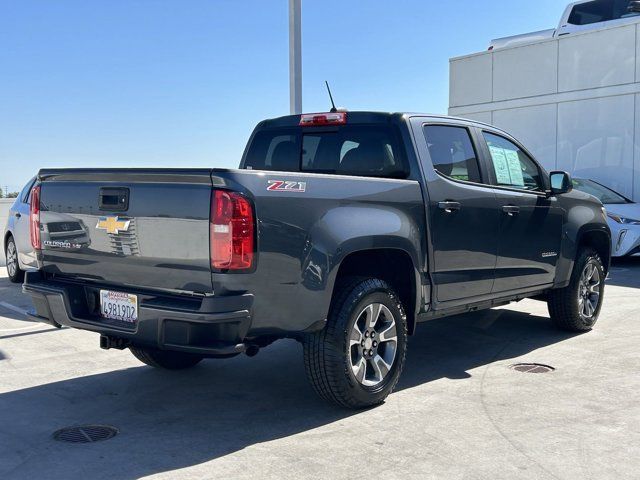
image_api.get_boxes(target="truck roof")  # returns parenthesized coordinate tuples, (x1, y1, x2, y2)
(258, 111, 503, 132)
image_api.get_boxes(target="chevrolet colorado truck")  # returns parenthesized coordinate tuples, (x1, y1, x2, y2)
(22, 112, 611, 408)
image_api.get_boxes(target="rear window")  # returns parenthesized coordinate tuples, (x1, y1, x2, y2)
(243, 125, 408, 178)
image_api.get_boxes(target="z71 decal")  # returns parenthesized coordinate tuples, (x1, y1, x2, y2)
(267, 180, 307, 192)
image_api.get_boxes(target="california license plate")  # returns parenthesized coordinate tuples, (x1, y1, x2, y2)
(100, 290, 138, 323)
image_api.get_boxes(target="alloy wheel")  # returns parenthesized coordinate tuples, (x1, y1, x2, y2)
(578, 260, 601, 320)
(349, 303, 398, 387)
(6, 241, 18, 278)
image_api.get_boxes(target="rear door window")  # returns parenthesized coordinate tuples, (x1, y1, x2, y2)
(244, 125, 407, 178)
(422, 125, 482, 183)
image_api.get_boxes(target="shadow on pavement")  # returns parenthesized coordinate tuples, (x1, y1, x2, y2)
(607, 257, 640, 289)
(0, 307, 579, 480)
(0, 273, 33, 322)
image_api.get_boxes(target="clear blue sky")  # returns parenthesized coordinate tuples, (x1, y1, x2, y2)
(0, 0, 566, 193)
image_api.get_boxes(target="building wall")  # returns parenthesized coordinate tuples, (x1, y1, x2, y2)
(449, 21, 640, 201)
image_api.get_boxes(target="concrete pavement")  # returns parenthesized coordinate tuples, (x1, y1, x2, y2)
(0, 260, 639, 480)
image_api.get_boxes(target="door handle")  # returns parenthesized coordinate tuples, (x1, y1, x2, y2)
(502, 205, 520, 216)
(438, 201, 461, 213)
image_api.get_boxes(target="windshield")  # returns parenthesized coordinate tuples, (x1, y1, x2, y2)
(572, 179, 630, 204)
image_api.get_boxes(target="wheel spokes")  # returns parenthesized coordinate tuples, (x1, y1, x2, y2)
(365, 303, 382, 329)
(349, 324, 363, 347)
(588, 281, 600, 294)
(372, 354, 391, 381)
(352, 356, 367, 383)
(579, 260, 602, 319)
(378, 323, 397, 344)
(585, 299, 594, 317)
(350, 302, 399, 387)
(7, 244, 17, 276)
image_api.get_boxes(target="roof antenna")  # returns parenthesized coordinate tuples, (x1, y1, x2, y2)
(325, 81, 338, 113)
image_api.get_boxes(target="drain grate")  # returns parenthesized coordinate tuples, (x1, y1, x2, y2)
(509, 363, 555, 374)
(53, 425, 119, 443)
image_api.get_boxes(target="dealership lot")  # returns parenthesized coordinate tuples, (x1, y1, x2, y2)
(1, 260, 639, 480)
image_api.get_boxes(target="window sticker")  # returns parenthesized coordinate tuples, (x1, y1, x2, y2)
(489, 145, 511, 185)
(504, 149, 525, 187)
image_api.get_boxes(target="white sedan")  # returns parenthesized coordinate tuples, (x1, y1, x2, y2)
(573, 179, 640, 258)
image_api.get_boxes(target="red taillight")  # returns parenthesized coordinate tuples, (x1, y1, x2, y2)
(30, 185, 41, 250)
(299, 112, 346, 126)
(210, 189, 255, 271)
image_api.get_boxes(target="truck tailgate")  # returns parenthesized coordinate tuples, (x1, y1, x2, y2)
(38, 169, 214, 294)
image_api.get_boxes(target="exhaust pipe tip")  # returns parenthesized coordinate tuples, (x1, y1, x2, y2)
(100, 335, 130, 350)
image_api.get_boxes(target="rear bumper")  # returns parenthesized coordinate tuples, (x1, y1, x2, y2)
(23, 271, 253, 357)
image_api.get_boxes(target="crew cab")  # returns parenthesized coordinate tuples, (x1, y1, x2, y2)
(489, 0, 640, 50)
(23, 112, 611, 408)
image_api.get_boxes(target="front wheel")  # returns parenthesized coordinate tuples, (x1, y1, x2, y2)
(129, 346, 203, 370)
(303, 278, 408, 409)
(6, 236, 24, 284)
(547, 248, 605, 332)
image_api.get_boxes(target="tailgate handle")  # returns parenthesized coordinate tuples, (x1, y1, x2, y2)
(99, 187, 129, 211)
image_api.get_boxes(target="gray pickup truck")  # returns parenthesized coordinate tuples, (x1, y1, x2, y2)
(22, 111, 611, 408)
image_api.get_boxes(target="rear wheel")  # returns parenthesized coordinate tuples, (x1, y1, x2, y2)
(303, 277, 408, 409)
(547, 248, 605, 332)
(6, 236, 24, 284)
(129, 346, 203, 370)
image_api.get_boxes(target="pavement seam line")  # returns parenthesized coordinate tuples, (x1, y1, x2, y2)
(0, 301, 29, 317)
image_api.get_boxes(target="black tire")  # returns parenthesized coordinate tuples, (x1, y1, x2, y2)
(6, 236, 25, 284)
(303, 277, 408, 409)
(129, 346, 203, 370)
(547, 248, 605, 332)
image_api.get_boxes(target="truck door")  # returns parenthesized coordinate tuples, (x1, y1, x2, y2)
(478, 131, 563, 293)
(413, 120, 500, 305)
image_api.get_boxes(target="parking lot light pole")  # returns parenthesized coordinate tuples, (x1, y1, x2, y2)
(289, 0, 302, 114)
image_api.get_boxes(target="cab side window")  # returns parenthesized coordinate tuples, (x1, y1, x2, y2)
(423, 125, 482, 183)
(482, 132, 544, 192)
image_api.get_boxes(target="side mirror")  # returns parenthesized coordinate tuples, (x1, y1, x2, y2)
(629, 0, 640, 13)
(549, 171, 573, 196)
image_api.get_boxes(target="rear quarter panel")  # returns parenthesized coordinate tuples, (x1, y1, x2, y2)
(211, 170, 426, 335)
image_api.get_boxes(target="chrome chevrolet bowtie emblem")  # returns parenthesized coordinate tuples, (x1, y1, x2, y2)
(96, 216, 130, 235)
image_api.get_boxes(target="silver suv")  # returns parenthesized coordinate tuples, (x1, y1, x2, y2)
(4, 177, 37, 283)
